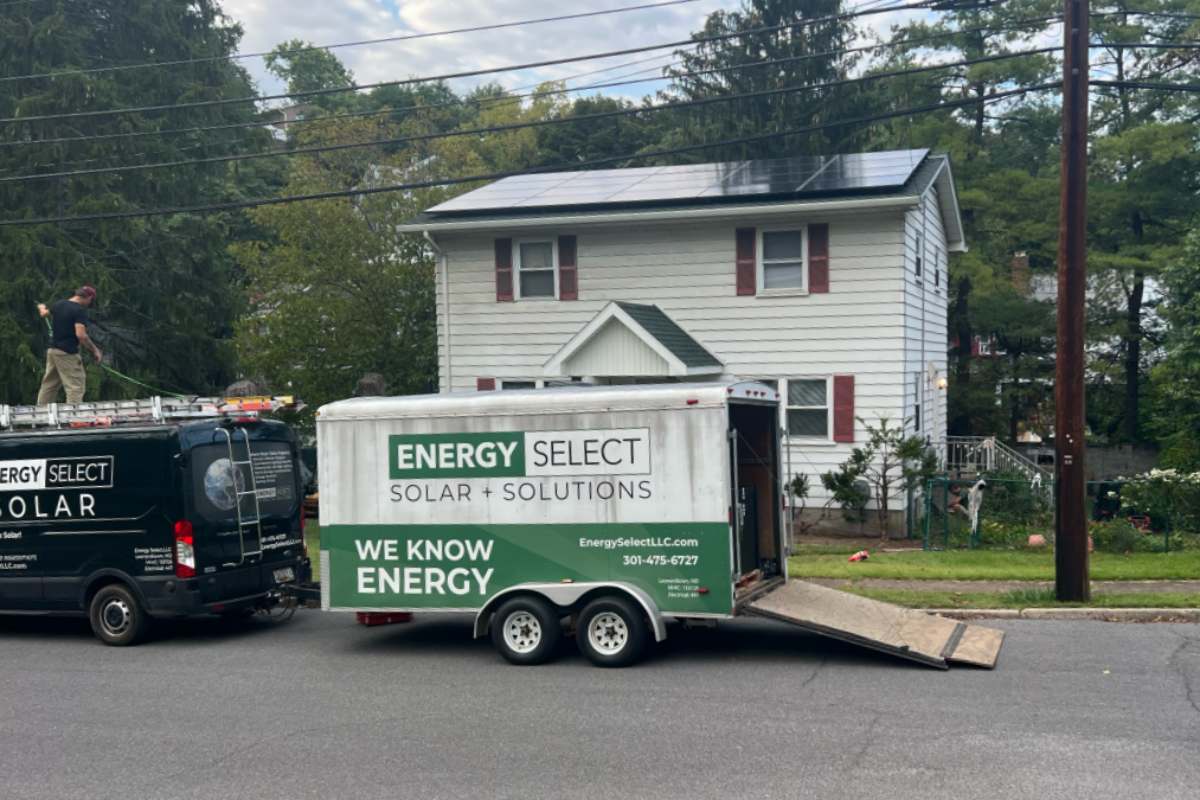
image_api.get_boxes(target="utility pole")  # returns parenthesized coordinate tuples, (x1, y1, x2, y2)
(1055, 0, 1089, 602)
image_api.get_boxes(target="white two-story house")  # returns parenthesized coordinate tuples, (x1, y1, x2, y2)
(397, 148, 964, 507)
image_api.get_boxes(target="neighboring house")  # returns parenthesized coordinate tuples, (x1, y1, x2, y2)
(396, 148, 964, 505)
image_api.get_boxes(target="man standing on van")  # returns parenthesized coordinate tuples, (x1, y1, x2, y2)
(36, 285, 103, 405)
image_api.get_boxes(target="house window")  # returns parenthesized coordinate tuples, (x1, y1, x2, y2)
(759, 229, 806, 291)
(913, 371, 922, 432)
(515, 239, 556, 298)
(915, 233, 924, 282)
(786, 378, 829, 438)
(500, 380, 538, 390)
(934, 250, 941, 289)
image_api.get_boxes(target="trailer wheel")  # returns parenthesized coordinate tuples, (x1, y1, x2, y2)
(576, 596, 648, 668)
(490, 596, 561, 665)
(88, 584, 149, 647)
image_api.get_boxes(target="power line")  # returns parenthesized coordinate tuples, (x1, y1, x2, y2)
(0, 1, 940, 125)
(0, 81, 1059, 228)
(0, 10, 1064, 149)
(1090, 78, 1200, 91)
(0, 0, 703, 83)
(0, 48, 1059, 184)
(1091, 41, 1200, 49)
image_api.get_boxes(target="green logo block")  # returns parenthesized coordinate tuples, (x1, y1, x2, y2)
(389, 432, 525, 478)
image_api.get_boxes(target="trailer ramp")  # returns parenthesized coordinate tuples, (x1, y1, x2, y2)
(745, 580, 1004, 669)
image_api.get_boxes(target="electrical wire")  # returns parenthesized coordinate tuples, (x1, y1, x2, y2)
(0, 81, 1059, 228)
(0, 11, 1064, 149)
(1090, 78, 1200, 92)
(0, 0, 703, 83)
(0, 48, 1060, 184)
(0, 1, 942, 125)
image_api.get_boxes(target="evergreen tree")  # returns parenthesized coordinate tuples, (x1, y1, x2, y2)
(0, 0, 283, 403)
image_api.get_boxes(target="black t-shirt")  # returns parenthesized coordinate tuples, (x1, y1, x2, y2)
(50, 299, 88, 354)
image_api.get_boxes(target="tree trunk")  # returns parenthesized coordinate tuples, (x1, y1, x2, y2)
(1124, 270, 1144, 442)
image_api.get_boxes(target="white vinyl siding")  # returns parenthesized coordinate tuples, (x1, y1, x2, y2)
(431, 200, 951, 502)
(903, 187, 950, 449)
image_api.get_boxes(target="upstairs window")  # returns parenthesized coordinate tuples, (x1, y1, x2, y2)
(915, 232, 924, 282)
(786, 378, 829, 439)
(516, 240, 556, 298)
(760, 230, 806, 291)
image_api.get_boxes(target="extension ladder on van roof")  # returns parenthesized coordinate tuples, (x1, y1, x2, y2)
(0, 396, 301, 431)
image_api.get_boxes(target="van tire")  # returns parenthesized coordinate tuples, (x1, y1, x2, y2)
(576, 596, 648, 668)
(88, 584, 149, 647)
(491, 596, 561, 665)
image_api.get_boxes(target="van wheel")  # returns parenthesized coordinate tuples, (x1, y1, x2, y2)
(491, 597, 561, 665)
(88, 584, 149, 647)
(576, 596, 649, 668)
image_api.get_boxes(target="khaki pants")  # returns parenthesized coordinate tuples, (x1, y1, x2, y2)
(37, 348, 86, 405)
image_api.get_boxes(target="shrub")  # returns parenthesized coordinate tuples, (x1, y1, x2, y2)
(1120, 469, 1200, 533)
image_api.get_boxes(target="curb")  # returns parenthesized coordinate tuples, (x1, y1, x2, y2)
(926, 608, 1200, 622)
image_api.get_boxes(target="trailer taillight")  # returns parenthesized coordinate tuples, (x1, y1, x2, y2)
(174, 520, 196, 578)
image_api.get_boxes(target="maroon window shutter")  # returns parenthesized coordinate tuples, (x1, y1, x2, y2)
(494, 238, 513, 302)
(971, 336, 981, 357)
(558, 235, 578, 300)
(808, 223, 829, 293)
(476, 378, 496, 391)
(832, 375, 855, 443)
(736, 227, 756, 296)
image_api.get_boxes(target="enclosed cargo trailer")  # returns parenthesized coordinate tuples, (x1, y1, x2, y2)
(317, 382, 1003, 668)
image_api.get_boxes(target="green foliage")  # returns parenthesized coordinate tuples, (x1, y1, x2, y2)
(979, 471, 1051, 527)
(233, 117, 439, 433)
(1119, 469, 1200, 534)
(0, 0, 282, 403)
(1150, 229, 1200, 469)
(823, 417, 937, 538)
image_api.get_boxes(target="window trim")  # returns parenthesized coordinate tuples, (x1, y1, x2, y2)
(912, 371, 922, 433)
(757, 228, 808, 295)
(778, 375, 833, 442)
(498, 379, 543, 390)
(513, 237, 558, 300)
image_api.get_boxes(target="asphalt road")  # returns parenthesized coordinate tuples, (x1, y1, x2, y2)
(1, 611, 1197, 800)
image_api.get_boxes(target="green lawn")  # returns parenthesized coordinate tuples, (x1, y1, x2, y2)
(788, 548, 1200, 581)
(846, 586, 1200, 609)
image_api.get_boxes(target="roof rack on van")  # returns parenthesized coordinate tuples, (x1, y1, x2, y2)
(0, 396, 301, 431)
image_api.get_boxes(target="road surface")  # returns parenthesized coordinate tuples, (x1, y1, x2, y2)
(0, 611, 1197, 799)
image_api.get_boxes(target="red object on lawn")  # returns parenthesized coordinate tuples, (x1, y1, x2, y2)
(356, 612, 414, 627)
(848, 550, 870, 562)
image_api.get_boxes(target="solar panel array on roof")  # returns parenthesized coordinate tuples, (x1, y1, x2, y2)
(429, 148, 928, 215)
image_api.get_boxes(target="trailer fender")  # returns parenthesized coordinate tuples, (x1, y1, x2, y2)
(474, 582, 667, 643)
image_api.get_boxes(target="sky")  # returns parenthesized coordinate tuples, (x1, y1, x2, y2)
(218, 0, 931, 106)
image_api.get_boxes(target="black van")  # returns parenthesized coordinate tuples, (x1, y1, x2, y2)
(0, 417, 309, 645)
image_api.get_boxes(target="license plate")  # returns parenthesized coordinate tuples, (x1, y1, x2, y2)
(273, 567, 295, 584)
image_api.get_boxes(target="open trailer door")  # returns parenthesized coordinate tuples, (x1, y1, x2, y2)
(744, 580, 1004, 669)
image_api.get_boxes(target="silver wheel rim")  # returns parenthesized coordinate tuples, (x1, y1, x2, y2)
(502, 611, 542, 654)
(100, 598, 132, 638)
(587, 612, 629, 655)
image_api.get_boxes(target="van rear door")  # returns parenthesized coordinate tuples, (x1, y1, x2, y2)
(186, 430, 303, 574)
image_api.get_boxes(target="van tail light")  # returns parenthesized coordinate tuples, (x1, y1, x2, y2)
(174, 520, 196, 578)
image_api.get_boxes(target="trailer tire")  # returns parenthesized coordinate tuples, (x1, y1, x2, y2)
(491, 596, 561, 665)
(576, 596, 648, 668)
(88, 583, 149, 647)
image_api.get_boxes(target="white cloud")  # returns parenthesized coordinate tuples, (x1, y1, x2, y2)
(218, 1, 975, 106)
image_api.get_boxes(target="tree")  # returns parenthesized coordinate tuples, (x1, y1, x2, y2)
(660, 0, 865, 160)
(822, 417, 938, 540)
(233, 117, 439, 431)
(1086, 3, 1200, 442)
(0, 0, 282, 404)
(1149, 229, 1200, 470)
(264, 39, 356, 113)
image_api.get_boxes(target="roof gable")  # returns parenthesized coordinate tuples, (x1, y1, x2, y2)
(544, 302, 723, 378)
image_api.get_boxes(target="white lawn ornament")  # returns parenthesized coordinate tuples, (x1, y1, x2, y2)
(967, 478, 987, 539)
(1030, 472, 1042, 491)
